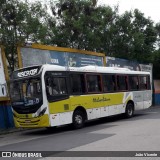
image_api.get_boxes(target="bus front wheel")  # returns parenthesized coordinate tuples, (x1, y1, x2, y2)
(125, 102, 134, 118)
(72, 110, 85, 129)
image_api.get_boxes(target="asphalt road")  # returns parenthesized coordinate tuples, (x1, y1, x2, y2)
(0, 106, 160, 160)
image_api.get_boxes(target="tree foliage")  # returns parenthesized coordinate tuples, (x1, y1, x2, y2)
(0, 0, 160, 78)
(0, 0, 51, 70)
(48, 0, 157, 63)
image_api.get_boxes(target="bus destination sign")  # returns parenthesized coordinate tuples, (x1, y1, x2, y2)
(17, 68, 38, 78)
(12, 66, 41, 79)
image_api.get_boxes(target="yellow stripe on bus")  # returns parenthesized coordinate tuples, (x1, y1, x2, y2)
(49, 93, 124, 114)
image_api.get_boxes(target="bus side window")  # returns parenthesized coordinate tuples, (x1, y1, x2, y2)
(129, 76, 139, 90)
(139, 76, 147, 90)
(147, 76, 151, 90)
(45, 77, 56, 96)
(87, 75, 101, 93)
(116, 75, 128, 91)
(45, 77, 67, 96)
(45, 74, 68, 102)
(70, 74, 85, 94)
(103, 75, 115, 92)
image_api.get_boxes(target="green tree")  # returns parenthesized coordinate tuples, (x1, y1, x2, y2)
(0, 0, 158, 75)
(111, 11, 133, 58)
(110, 9, 157, 63)
(48, 0, 118, 53)
(49, 1, 157, 64)
(131, 9, 157, 62)
(0, 0, 52, 71)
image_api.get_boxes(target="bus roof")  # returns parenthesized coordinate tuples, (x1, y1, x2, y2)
(41, 64, 150, 75)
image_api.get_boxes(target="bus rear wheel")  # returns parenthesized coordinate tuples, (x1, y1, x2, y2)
(72, 110, 85, 129)
(125, 102, 134, 118)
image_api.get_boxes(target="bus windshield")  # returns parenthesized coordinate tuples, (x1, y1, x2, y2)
(10, 78, 42, 106)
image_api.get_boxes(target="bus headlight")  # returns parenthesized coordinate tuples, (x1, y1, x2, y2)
(38, 107, 47, 117)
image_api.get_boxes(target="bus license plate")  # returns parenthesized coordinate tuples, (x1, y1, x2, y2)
(25, 120, 31, 123)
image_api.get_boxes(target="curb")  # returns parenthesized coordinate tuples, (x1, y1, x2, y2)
(0, 128, 31, 135)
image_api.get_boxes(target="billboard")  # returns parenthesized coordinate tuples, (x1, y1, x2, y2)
(18, 44, 105, 68)
(0, 47, 8, 100)
(106, 56, 152, 72)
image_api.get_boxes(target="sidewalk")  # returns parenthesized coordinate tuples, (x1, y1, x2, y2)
(0, 127, 29, 135)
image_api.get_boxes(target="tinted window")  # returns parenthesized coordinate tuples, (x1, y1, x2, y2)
(86, 75, 101, 92)
(147, 76, 151, 90)
(103, 75, 116, 92)
(117, 75, 128, 91)
(46, 77, 67, 96)
(129, 76, 139, 90)
(45, 72, 68, 102)
(70, 74, 85, 94)
(139, 76, 147, 90)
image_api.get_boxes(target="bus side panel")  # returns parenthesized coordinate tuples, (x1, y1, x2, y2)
(143, 90, 152, 109)
(100, 106, 109, 118)
(70, 94, 103, 120)
(49, 112, 73, 127)
(107, 93, 125, 116)
(133, 91, 145, 110)
(70, 93, 125, 120)
(48, 99, 73, 126)
(49, 93, 125, 126)
(48, 90, 151, 127)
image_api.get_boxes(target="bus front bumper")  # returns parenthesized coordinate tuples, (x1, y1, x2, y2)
(13, 114, 50, 128)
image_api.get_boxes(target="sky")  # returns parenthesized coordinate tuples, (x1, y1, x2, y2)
(97, 0, 160, 23)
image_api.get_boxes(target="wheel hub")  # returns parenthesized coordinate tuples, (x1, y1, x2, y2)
(128, 106, 133, 115)
(75, 115, 82, 124)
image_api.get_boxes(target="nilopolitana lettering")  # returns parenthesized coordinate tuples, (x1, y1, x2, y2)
(93, 97, 110, 102)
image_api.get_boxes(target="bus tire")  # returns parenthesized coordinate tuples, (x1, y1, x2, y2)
(125, 102, 134, 118)
(72, 110, 85, 129)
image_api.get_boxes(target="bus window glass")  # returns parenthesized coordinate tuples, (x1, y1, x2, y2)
(147, 76, 151, 90)
(46, 77, 67, 96)
(129, 76, 139, 90)
(70, 74, 85, 94)
(87, 75, 101, 92)
(117, 75, 128, 91)
(26, 80, 41, 97)
(103, 75, 116, 92)
(10, 81, 23, 101)
(139, 76, 147, 90)
(10, 78, 42, 101)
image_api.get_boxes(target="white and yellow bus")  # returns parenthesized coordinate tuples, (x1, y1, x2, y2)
(10, 64, 152, 129)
